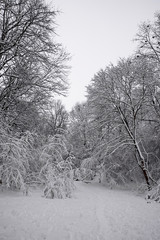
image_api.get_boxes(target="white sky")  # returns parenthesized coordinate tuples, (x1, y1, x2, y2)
(49, 0, 160, 111)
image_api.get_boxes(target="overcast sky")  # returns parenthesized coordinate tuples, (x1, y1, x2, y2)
(49, 0, 160, 111)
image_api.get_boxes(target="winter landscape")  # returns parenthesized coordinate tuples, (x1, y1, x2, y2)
(1, 0, 160, 239)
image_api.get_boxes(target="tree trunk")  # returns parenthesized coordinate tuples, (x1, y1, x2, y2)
(139, 163, 151, 191)
(134, 143, 152, 193)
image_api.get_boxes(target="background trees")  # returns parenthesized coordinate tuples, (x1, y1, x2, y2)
(0, 1, 160, 199)
(67, 12, 160, 194)
(68, 103, 91, 167)
(44, 100, 69, 136)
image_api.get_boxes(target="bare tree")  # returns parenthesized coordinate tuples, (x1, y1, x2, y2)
(135, 12, 160, 64)
(0, 0, 69, 126)
(87, 57, 158, 192)
(135, 13, 160, 124)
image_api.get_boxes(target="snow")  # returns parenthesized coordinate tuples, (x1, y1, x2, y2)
(0, 182, 160, 240)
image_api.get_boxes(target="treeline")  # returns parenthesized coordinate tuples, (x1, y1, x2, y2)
(68, 13, 160, 200)
(0, 0, 160, 200)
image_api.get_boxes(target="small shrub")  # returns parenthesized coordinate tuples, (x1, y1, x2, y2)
(0, 124, 33, 190)
(42, 163, 75, 199)
(39, 135, 75, 199)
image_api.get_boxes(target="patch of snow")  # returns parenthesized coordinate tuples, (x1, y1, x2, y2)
(0, 182, 160, 240)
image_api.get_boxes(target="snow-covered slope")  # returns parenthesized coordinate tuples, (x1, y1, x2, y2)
(0, 182, 160, 240)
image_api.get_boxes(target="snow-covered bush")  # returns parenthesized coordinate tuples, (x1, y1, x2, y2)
(79, 157, 97, 181)
(0, 122, 34, 190)
(42, 162, 74, 199)
(73, 167, 94, 181)
(39, 135, 75, 199)
(0, 119, 75, 198)
(73, 168, 81, 180)
(81, 157, 97, 171)
(80, 168, 95, 181)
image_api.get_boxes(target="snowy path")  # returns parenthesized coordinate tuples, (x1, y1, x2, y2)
(0, 182, 160, 240)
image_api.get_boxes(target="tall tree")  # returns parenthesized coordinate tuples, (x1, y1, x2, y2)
(136, 12, 160, 64)
(0, 0, 69, 127)
(87, 57, 158, 191)
(135, 12, 160, 124)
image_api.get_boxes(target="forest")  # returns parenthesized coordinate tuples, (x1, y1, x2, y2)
(0, 0, 160, 202)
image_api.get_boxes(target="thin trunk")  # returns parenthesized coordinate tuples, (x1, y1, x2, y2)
(134, 146, 151, 192)
(139, 163, 151, 191)
(117, 106, 152, 193)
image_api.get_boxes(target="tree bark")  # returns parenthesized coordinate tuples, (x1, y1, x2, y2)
(134, 146, 152, 193)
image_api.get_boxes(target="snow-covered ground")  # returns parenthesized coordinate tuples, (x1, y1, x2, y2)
(0, 181, 160, 240)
